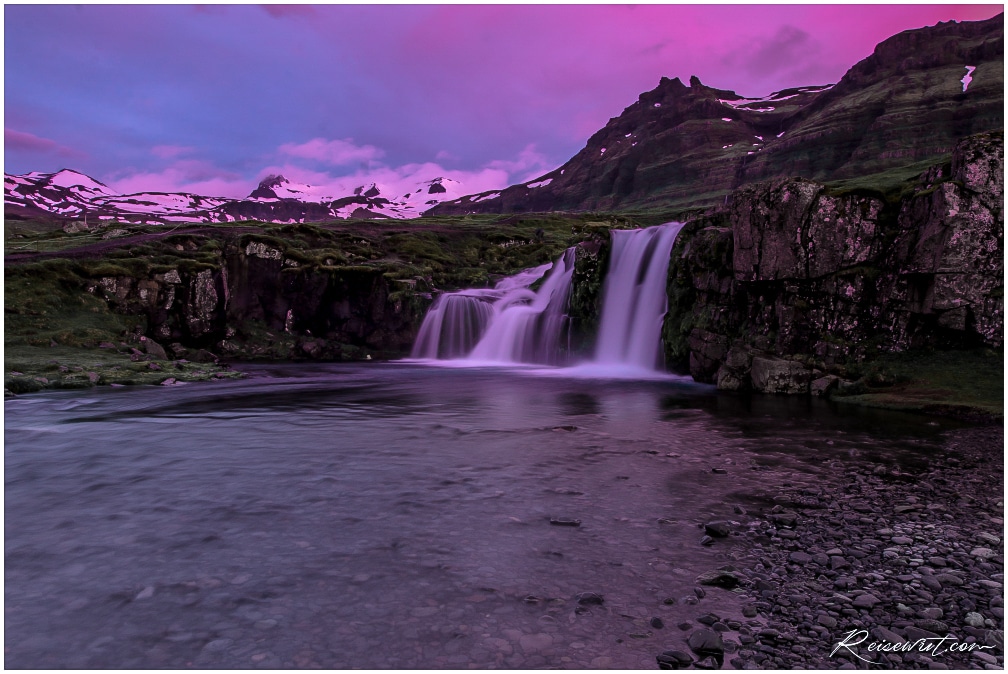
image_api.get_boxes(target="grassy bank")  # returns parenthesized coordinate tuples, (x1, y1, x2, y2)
(831, 348, 1003, 422)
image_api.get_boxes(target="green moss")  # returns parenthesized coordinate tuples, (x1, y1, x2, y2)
(832, 348, 1002, 420)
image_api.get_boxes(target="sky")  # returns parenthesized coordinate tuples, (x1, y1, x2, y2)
(4, 4, 1003, 200)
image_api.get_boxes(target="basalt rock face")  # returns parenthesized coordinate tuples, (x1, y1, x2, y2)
(430, 14, 1003, 216)
(662, 132, 1003, 393)
(88, 242, 430, 361)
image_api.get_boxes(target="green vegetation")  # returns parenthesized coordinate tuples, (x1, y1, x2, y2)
(832, 348, 1003, 421)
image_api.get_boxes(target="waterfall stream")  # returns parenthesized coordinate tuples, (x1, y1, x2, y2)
(410, 223, 682, 372)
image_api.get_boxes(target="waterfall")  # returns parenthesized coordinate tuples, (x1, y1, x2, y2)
(468, 247, 576, 365)
(594, 223, 683, 370)
(410, 262, 555, 360)
(410, 292, 495, 359)
(409, 222, 682, 373)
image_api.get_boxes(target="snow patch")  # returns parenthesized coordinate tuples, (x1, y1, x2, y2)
(47, 169, 115, 194)
(962, 65, 976, 92)
(473, 192, 501, 203)
(722, 118, 732, 122)
(527, 178, 553, 189)
(777, 132, 785, 138)
(653, 103, 661, 108)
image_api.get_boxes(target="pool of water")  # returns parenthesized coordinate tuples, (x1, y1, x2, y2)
(4, 362, 952, 668)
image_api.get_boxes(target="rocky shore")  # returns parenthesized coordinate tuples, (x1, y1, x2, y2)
(662, 425, 1004, 669)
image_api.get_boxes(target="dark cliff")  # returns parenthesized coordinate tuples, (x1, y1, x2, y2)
(87, 239, 429, 362)
(661, 131, 1003, 395)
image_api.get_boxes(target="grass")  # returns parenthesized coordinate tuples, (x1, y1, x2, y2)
(832, 348, 1003, 421)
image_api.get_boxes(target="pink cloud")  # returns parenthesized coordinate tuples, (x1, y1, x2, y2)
(278, 137, 385, 166)
(104, 159, 249, 198)
(5, 128, 84, 159)
(151, 145, 196, 159)
(486, 144, 553, 184)
(255, 143, 551, 201)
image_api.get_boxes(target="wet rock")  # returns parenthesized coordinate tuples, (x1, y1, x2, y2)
(651, 617, 665, 629)
(811, 375, 840, 397)
(575, 592, 604, 605)
(688, 628, 725, 656)
(704, 521, 732, 537)
(696, 569, 744, 589)
(695, 655, 721, 669)
(750, 356, 811, 395)
(549, 517, 581, 527)
(657, 649, 693, 669)
(700, 535, 714, 546)
(139, 336, 168, 360)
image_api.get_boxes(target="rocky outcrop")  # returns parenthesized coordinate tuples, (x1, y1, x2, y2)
(663, 132, 1003, 393)
(87, 237, 431, 361)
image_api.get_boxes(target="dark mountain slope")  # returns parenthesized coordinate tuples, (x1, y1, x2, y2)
(429, 14, 1003, 216)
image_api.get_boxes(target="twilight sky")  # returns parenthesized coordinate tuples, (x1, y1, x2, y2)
(5, 4, 1002, 199)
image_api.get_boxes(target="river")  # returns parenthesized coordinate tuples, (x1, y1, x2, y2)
(5, 362, 954, 668)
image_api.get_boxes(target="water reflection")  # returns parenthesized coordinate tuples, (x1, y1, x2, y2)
(5, 363, 953, 668)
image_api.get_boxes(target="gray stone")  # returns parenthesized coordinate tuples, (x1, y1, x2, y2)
(750, 356, 812, 394)
(688, 628, 725, 656)
(704, 521, 732, 537)
(853, 593, 879, 609)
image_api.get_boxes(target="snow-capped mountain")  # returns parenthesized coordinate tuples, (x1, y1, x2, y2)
(4, 169, 467, 224)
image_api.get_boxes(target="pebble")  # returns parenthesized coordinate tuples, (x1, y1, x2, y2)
(964, 612, 985, 627)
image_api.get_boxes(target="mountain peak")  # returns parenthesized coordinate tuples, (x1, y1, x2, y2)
(249, 174, 290, 199)
(258, 174, 289, 190)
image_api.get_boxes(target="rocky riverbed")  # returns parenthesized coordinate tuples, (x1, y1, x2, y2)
(660, 425, 1004, 669)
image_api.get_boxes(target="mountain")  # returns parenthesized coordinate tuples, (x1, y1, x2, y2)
(3, 169, 467, 225)
(7, 15, 1002, 224)
(428, 14, 1003, 216)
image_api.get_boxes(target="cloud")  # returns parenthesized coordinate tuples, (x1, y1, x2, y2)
(104, 159, 249, 198)
(485, 144, 553, 183)
(151, 144, 196, 159)
(720, 25, 820, 83)
(278, 137, 385, 166)
(5, 128, 84, 159)
(254, 144, 556, 201)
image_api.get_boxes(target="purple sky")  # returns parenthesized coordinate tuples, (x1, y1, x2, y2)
(5, 4, 1002, 199)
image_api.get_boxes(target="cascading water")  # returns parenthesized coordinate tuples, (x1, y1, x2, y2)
(468, 247, 576, 365)
(410, 262, 556, 360)
(410, 222, 682, 373)
(593, 223, 684, 370)
(410, 293, 495, 359)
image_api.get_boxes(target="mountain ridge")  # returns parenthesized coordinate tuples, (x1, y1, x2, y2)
(429, 13, 1003, 216)
(3, 169, 466, 225)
